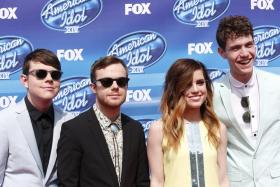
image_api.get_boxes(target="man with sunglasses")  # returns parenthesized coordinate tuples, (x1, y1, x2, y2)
(57, 56, 150, 187)
(213, 15, 280, 187)
(0, 48, 73, 187)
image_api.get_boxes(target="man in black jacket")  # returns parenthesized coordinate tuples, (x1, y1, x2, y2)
(57, 56, 150, 187)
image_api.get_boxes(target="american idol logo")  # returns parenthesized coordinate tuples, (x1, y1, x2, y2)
(107, 31, 167, 74)
(53, 77, 95, 114)
(173, 0, 230, 27)
(138, 119, 155, 140)
(0, 36, 33, 80)
(254, 25, 280, 67)
(207, 69, 225, 81)
(41, 0, 102, 33)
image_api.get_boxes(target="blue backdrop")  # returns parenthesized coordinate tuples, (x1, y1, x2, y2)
(1, 0, 279, 137)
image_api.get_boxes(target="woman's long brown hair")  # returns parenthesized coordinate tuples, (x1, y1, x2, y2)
(161, 59, 220, 151)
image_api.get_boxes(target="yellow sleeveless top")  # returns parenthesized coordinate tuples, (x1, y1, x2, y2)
(162, 121, 219, 187)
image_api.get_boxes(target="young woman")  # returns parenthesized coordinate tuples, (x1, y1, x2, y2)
(147, 59, 229, 187)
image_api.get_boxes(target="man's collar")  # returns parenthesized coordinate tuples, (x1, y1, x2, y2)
(93, 104, 122, 130)
(229, 68, 256, 88)
(25, 96, 54, 121)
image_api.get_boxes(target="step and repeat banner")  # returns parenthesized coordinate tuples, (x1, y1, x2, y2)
(1, 0, 280, 138)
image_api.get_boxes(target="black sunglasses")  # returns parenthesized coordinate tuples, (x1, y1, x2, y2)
(241, 96, 251, 123)
(94, 77, 129, 88)
(28, 69, 63, 81)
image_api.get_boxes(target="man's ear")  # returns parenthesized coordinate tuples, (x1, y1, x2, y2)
(90, 83, 97, 93)
(20, 74, 28, 89)
(218, 47, 226, 59)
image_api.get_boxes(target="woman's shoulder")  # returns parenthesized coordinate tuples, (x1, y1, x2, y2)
(219, 121, 227, 133)
(149, 119, 163, 133)
(148, 119, 165, 141)
(218, 121, 227, 142)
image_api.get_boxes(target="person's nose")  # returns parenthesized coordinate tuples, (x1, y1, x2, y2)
(111, 80, 119, 88)
(240, 47, 249, 57)
(191, 84, 198, 92)
(45, 72, 53, 81)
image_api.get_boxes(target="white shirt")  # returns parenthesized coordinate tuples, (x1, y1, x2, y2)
(229, 70, 260, 146)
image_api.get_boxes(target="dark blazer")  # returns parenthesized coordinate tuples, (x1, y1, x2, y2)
(57, 109, 150, 187)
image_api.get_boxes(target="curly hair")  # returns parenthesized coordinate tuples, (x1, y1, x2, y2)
(216, 15, 254, 50)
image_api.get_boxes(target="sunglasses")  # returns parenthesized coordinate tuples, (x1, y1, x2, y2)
(241, 96, 251, 123)
(28, 69, 63, 81)
(94, 77, 129, 88)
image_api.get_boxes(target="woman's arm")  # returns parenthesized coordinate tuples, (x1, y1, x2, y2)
(147, 120, 164, 187)
(217, 122, 230, 187)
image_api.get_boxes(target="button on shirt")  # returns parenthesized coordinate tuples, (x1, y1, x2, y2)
(229, 70, 260, 146)
(93, 104, 123, 184)
(25, 97, 54, 175)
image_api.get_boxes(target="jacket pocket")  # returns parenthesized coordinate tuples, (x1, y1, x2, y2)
(228, 171, 245, 182)
(270, 167, 280, 178)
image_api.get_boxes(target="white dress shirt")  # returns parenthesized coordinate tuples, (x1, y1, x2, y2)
(229, 69, 260, 146)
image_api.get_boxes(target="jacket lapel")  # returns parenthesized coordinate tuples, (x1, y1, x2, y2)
(86, 110, 119, 186)
(254, 70, 271, 150)
(120, 115, 131, 187)
(16, 100, 44, 177)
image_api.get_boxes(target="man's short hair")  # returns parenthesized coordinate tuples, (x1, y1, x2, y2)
(90, 56, 128, 83)
(216, 15, 254, 50)
(22, 48, 61, 75)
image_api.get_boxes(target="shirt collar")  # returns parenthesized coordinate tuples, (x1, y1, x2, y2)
(93, 104, 122, 130)
(229, 68, 256, 88)
(25, 96, 54, 122)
